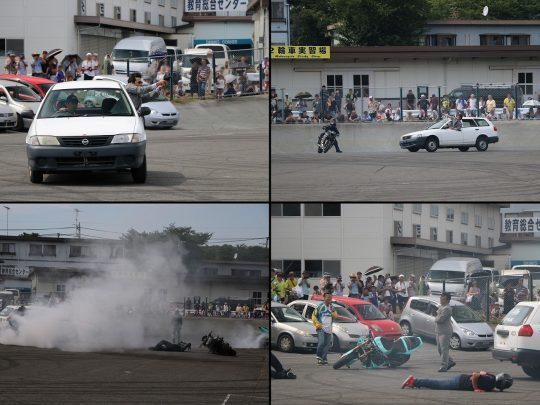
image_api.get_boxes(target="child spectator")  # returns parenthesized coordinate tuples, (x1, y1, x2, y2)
(216, 74, 225, 100)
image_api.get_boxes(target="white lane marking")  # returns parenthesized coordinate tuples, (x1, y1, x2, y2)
(221, 394, 231, 404)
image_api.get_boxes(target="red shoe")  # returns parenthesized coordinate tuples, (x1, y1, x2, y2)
(401, 375, 415, 389)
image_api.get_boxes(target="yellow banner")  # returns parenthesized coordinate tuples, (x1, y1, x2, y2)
(271, 46, 330, 59)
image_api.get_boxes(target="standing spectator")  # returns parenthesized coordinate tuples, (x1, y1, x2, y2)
(380, 297, 394, 319)
(311, 285, 320, 298)
(335, 89, 342, 113)
(479, 96, 486, 116)
(272, 272, 286, 303)
(171, 306, 183, 344)
(312, 292, 337, 366)
(368, 96, 379, 121)
(396, 274, 409, 312)
(348, 274, 361, 298)
(441, 95, 450, 116)
(467, 94, 477, 117)
(40, 51, 50, 78)
(320, 85, 328, 116)
(262, 57, 270, 92)
(345, 89, 355, 104)
(503, 93, 516, 120)
(435, 292, 456, 372)
(284, 271, 298, 304)
(455, 95, 466, 116)
(197, 58, 211, 100)
(81, 53, 96, 80)
(296, 97, 307, 114)
(361, 287, 371, 301)
(215, 73, 225, 100)
(429, 94, 438, 112)
(55, 64, 65, 83)
(189, 60, 199, 98)
(48, 64, 58, 82)
(238, 71, 247, 94)
(16, 55, 28, 76)
(320, 274, 333, 294)
(4, 53, 17, 74)
(30, 52, 43, 77)
(92, 53, 100, 76)
(418, 274, 430, 296)
(312, 94, 321, 116)
(406, 90, 416, 110)
(235, 303, 242, 317)
(407, 275, 417, 297)
(102, 53, 113, 75)
(384, 103, 393, 121)
(486, 95, 496, 119)
(515, 278, 529, 303)
(418, 95, 429, 120)
(156, 64, 167, 82)
(326, 94, 336, 118)
(466, 280, 481, 310)
(298, 271, 311, 300)
(65, 55, 79, 79)
(502, 282, 515, 314)
(334, 276, 345, 296)
(369, 285, 379, 307)
(345, 98, 355, 119)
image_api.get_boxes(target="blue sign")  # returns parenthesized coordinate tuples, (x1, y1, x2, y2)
(511, 260, 540, 266)
(194, 39, 253, 46)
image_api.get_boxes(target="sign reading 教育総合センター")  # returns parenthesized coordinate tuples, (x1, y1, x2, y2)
(271, 46, 331, 59)
(503, 216, 540, 233)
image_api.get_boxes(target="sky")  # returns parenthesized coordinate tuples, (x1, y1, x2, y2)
(0, 204, 268, 246)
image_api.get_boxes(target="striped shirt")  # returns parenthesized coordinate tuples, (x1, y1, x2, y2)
(197, 65, 211, 81)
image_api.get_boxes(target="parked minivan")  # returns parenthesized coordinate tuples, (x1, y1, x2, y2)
(112, 36, 167, 76)
(427, 257, 483, 302)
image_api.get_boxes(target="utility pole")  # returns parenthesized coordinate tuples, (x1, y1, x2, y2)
(74, 209, 82, 238)
(3, 206, 9, 236)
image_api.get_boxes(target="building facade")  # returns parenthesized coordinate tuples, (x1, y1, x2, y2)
(270, 0, 289, 45)
(271, 203, 507, 280)
(499, 206, 540, 267)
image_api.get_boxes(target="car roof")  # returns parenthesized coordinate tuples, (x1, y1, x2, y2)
(500, 269, 530, 276)
(312, 295, 372, 305)
(515, 301, 540, 308)
(0, 74, 54, 85)
(51, 80, 123, 90)
(409, 295, 464, 307)
(288, 299, 345, 308)
(0, 79, 28, 87)
(271, 302, 287, 308)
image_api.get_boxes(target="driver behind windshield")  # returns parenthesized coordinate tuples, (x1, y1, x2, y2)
(451, 113, 463, 131)
(58, 94, 79, 114)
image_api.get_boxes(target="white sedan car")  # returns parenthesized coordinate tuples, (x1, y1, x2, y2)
(399, 117, 499, 152)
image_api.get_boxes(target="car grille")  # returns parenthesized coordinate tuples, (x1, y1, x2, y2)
(477, 334, 493, 338)
(402, 135, 412, 140)
(0, 121, 15, 127)
(0, 113, 14, 117)
(161, 112, 177, 116)
(56, 157, 115, 167)
(59, 136, 112, 147)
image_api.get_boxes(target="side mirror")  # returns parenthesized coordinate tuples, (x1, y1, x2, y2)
(139, 106, 151, 116)
(20, 110, 35, 119)
(0, 95, 7, 102)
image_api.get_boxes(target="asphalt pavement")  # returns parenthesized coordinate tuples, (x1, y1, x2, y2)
(0, 95, 268, 201)
(271, 340, 537, 405)
(0, 344, 268, 404)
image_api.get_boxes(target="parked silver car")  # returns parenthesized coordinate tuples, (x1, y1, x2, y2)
(271, 302, 318, 353)
(288, 299, 370, 352)
(399, 296, 493, 350)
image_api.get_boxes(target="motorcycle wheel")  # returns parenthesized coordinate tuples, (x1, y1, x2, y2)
(333, 350, 358, 370)
(323, 139, 333, 153)
(388, 354, 410, 368)
(317, 145, 323, 153)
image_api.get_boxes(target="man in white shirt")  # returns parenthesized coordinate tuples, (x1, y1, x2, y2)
(81, 52, 97, 80)
(396, 274, 409, 313)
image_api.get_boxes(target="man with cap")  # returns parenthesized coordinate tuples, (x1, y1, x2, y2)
(347, 274, 361, 298)
(81, 52, 97, 80)
(396, 274, 409, 312)
(298, 271, 311, 300)
(407, 274, 417, 297)
(4, 53, 17, 75)
(284, 271, 298, 304)
(319, 273, 333, 294)
(271, 272, 286, 303)
(92, 53, 100, 76)
(30, 51, 43, 77)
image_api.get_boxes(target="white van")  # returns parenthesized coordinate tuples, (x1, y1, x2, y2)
(112, 36, 167, 76)
(194, 43, 231, 68)
(427, 257, 483, 301)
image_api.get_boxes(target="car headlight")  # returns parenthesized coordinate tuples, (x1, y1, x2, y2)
(28, 135, 60, 146)
(111, 133, 144, 144)
(370, 324, 383, 333)
(150, 109, 158, 115)
(460, 327, 475, 337)
(334, 324, 349, 334)
(295, 329, 311, 337)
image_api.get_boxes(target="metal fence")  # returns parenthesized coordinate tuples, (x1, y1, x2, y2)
(271, 84, 540, 123)
(181, 296, 268, 319)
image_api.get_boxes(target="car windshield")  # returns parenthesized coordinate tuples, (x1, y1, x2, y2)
(0, 307, 15, 317)
(38, 88, 134, 119)
(452, 305, 482, 323)
(428, 119, 451, 130)
(353, 304, 387, 320)
(501, 305, 534, 326)
(334, 306, 357, 323)
(112, 49, 149, 60)
(38, 83, 54, 94)
(429, 270, 465, 283)
(271, 306, 306, 323)
(5, 85, 41, 102)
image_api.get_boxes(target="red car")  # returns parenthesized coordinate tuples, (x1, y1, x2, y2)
(312, 295, 403, 339)
(0, 74, 55, 97)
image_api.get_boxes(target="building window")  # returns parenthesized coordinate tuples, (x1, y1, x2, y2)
(393, 203, 403, 210)
(394, 221, 403, 237)
(446, 207, 454, 221)
(430, 227, 437, 241)
(353, 74, 370, 99)
(413, 203, 422, 214)
(480, 35, 504, 46)
(171, 16, 177, 26)
(475, 215, 482, 228)
(461, 232, 468, 246)
(96, 2, 105, 16)
(423, 34, 456, 46)
(271, 1, 285, 19)
(270, 203, 301, 216)
(413, 224, 421, 238)
(475, 235, 481, 248)
(304, 203, 341, 217)
(271, 260, 282, 270)
(446, 230, 453, 243)
(282, 260, 301, 275)
(488, 237, 494, 248)
(518, 72, 534, 97)
(0, 39, 24, 57)
(130, 9, 137, 22)
(430, 204, 439, 218)
(29, 244, 43, 256)
(158, 0, 165, 5)
(488, 217, 495, 230)
(252, 291, 262, 306)
(144, 11, 151, 24)
(326, 75, 343, 100)
(114, 6, 121, 19)
(158, 14, 164, 26)
(110, 246, 125, 258)
(43, 245, 56, 257)
(0, 243, 15, 255)
(69, 245, 93, 257)
(305, 260, 340, 278)
(507, 35, 529, 46)
(461, 212, 469, 225)
(171, 0, 178, 8)
(56, 284, 66, 293)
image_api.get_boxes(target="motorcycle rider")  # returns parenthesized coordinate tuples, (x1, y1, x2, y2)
(312, 292, 337, 365)
(318, 118, 342, 153)
(402, 371, 513, 392)
(451, 113, 463, 131)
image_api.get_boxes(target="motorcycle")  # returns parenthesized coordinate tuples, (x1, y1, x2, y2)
(333, 334, 423, 370)
(201, 331, 237, 356)
(317, 123, 340, 153)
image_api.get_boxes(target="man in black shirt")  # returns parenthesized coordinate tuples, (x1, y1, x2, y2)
(401, 371, 513, 392)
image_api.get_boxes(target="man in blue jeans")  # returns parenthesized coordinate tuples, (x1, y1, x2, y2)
(401, 371, 513, 392)
(312, 292, 337, 365)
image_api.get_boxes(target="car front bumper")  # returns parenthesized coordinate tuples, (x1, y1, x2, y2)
(144, 114, 178, 128)
(460, 335, 493, 349)
(399, 137, 425, 149)
(0, 118, 17, 129)
(492, 348, 540, 365)
(26, 142, 146, 173)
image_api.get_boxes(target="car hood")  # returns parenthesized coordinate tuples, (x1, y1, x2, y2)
(456, 321, 493, 335)
(13, 100, 40, 113)
(33, 116, 137, 136)
(368, 319, 402, 334)
(402, 130, 427, 139)
(335, 322, 370, 335)
(277, 321, 316, 334)
(142, 100, 177, 114)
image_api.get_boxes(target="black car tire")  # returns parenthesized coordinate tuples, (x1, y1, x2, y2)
(408, 147, 419, 152)
(522, 364, 540, 379)
(131, 155, 147, 183)
(277, 334, 295, 353)
(476, 136, 489, 151)
(459, 146, 469, 152)
(14, 113, 24, 132)
(29, 167, 43, 184)
(425, 136, 438, 152)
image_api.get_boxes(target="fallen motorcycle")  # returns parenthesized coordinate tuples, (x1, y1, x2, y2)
(201, 331, 237, 356)
(333, 334, 423, 370)
(149, 340, 191, 352)
(317, 122, 340, 153)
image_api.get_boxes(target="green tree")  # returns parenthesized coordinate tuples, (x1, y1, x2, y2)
(290, 0, 335, 45)
(428, 1, 540, 19)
